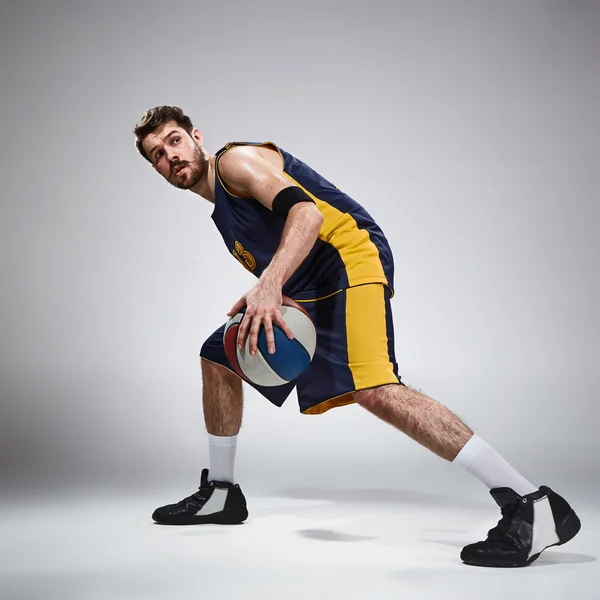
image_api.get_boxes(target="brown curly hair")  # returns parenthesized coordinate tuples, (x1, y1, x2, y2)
(134, 105, 194, 163)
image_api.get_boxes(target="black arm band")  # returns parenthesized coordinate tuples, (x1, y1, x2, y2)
(272, 186, 315, 218)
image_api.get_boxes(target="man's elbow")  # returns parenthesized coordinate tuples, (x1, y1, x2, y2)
(290, 201, 324, 232)
(306, 204, 324, 238)
(311, 204, 324, 229)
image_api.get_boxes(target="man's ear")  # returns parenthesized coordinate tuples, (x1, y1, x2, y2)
(192, 128, 203, 146)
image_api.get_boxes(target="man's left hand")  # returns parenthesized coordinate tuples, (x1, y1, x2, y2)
(227, 281, 294, 356)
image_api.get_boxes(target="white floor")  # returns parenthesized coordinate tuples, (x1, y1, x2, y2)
(1, 485, 597, 600)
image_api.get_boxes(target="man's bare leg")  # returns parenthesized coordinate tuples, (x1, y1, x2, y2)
(150, 359, 247, 525)
(353, 383, 537, 495)
(201, 358, 243, 435)
(353, 382, 582, 567)
(353, 383, 472, 460)
(201, 358, 243, 482)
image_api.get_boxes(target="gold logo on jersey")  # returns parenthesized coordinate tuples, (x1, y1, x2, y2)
(232, 241, 256, 272)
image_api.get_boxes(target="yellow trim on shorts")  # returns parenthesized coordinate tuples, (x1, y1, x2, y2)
(293, 289, 344, 303)
(292, 282, 395, 304)
(301, 392, 356, 415)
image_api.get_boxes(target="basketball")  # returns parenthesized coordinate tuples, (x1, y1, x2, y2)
(223, 296, 317, 386)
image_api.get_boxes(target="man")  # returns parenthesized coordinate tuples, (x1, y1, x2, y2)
(133, 105, 581, 567)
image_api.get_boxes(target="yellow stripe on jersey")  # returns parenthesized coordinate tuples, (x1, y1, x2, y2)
(217, 141, 391, 293)
(282, 173, 389, 289)
(345, 284, 398, 390)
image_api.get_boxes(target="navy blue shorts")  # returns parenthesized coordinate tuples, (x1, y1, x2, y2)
(200, 283, 404, 415)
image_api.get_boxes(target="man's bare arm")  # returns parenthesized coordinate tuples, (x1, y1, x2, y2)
(219, 145, 324, 354)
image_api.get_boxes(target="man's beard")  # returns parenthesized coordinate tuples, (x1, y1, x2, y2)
(168, 144, 207, 190)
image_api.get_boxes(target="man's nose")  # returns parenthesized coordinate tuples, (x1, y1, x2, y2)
(167, 148, 180, 163)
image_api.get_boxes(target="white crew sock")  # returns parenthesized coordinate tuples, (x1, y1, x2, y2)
(453, 434, 538, 497)
(208, 434, 237, 483)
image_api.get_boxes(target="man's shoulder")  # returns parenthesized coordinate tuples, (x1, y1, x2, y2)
(218, 142, 283, 173)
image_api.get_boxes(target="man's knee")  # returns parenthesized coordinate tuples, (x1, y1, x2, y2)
(200, 357, 240, 385)
(353, 382, 408, 409)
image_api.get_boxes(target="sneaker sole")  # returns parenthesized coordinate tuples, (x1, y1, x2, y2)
(152, 508, 249, 526)
(462, 508, 581, 568)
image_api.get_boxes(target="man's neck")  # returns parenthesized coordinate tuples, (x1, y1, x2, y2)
(190, 154, 217, 202)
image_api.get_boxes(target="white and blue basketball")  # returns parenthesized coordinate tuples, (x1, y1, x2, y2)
(223, 296, 317, 387)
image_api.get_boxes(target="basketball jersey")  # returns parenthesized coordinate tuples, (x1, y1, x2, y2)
(211, 142, 395, 301)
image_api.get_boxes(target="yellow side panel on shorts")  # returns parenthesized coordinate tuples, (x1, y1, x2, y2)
(345, 284, 397, 390)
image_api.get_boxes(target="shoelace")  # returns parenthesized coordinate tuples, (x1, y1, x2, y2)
(487, 501, 520, 541)
(182, 484, 212, 506)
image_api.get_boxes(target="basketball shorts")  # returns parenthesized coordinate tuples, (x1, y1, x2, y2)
(199, 283, 405, 415)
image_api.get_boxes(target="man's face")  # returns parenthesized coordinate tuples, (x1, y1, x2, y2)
(142, 120, 208, 190)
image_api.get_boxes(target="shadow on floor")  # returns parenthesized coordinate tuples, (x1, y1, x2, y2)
(276, 487, 488, 510)
(531, 551, 596, 566)
(297, 528, 378, 542)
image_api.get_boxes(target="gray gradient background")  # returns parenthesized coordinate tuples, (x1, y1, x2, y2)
(1, 0, 599, 502)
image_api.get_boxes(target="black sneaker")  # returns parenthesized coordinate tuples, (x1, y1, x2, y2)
(461, 486, 581, 567)
(152, 468, 248, 525)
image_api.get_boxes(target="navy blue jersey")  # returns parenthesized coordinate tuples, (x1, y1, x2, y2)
(211, 142, 394, 301)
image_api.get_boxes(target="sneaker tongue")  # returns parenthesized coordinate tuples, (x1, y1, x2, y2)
(490, 487, 522, 508)
(200, 468, 209, 486)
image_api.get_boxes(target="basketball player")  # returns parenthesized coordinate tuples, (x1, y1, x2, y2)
(133, 106, 581, 568)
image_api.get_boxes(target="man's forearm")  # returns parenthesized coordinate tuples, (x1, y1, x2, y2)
(260, 204, 323, 290)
